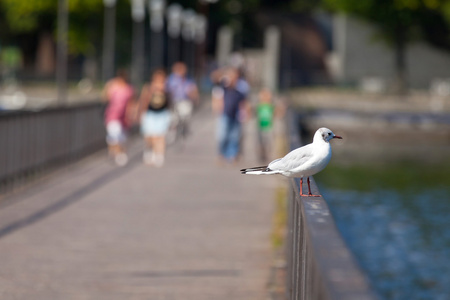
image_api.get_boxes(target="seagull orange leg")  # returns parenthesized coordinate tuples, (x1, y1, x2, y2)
(300, 177, 321, 197)
(300, 178, 308, 196)
(300, 178, 304, 196)
(307, 177, 321, 197)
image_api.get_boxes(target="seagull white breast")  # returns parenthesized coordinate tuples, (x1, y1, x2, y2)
(267, 137, 332, 178)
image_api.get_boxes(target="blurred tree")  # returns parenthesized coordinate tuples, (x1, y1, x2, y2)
(262, 0, 320, 12)
(323, 0, 450, 93)
(0, 0, 134, 77)
(0, 0, 104, 53)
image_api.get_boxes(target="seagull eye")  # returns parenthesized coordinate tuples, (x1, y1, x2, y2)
(328, 133, 331, 136)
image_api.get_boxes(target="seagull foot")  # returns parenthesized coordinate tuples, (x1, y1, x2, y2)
(306, 194, 321, 197)
(299, 192, 322, 197)
(299, 178, 322, 197)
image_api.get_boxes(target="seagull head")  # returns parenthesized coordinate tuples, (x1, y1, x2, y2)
(315, 127, 343, 143)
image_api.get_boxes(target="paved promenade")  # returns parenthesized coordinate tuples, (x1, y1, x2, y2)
(0, 105, 278, 299)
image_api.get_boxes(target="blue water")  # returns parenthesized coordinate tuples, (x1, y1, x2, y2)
(318, 185, 450, 300)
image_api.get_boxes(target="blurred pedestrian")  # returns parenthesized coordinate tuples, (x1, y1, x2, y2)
(166, 62, 199, 133)
(211, 66, 250, 97)
(102, 69, 135, 166)
(138, 69, 171, 167)
(0, 46, 22, 83)
(212, 67, 250, 164)
(256, 88, 275, 162)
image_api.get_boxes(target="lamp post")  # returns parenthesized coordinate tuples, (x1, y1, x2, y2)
(194, 14, 207, 45)
(194, 14, 207, 79)
(148, 0, 165, 73)
(56, 0, 68, 103)
(166, 3, 182, 68)
(131, 0, 146, 88)
(102, 0, 117, 82)
(181, 9, 196, 76)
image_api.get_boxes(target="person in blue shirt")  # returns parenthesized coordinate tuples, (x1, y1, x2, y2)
(212, 67, 250, 164)
(166, 62, 199, 130)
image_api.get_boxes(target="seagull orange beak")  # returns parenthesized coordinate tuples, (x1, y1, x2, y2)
(333, 135, 343, 139)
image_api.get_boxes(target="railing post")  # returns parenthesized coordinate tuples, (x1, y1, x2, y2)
(285, 176, 379, 300)
(0, 103, 107, 194)
(286, 185, 294, 298)
(292, 187, 299, 299)
(285, 107, 378, 300)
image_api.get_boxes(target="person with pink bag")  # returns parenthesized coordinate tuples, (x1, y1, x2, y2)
(102, 69, 135, 166)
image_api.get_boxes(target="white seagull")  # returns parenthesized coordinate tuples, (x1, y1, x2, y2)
(240, 127, 342, 197)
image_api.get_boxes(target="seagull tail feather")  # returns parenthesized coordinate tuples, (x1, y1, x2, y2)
(240, 165, 279, 175)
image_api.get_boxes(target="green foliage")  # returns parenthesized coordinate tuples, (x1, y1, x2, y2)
(1, 0, 55, 32)
(0, 0, 105, 55)
(68, 0, 103, 13)
(1, 0, 104, 32)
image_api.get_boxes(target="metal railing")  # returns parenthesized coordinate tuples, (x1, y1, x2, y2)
(285, 110, 378, 300)
(0, 102, 106, 193)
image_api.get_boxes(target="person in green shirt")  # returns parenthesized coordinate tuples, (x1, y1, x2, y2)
(0, 46, 22, 81)
(256, 88, 276, 162)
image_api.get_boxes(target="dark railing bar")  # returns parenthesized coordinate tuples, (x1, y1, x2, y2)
(285, 107, 378, 300)
(292, 177, 378, 300)
(0, 101, 106, 195)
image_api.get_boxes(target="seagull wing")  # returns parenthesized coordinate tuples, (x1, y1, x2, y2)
(268, 144, 315, 173)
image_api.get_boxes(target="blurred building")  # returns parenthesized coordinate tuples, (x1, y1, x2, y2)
(232, 11, 450, 91)
(330, 15, 450, 90)
(232, 11, 331, 91)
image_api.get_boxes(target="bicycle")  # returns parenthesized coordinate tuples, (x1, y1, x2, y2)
(167, 100, 193, 146)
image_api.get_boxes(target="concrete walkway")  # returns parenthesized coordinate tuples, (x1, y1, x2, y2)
(0, 104, 278, 299)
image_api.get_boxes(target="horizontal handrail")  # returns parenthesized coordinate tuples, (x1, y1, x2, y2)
(285, 109, 378, 300)
(0, 102, 107, 193)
